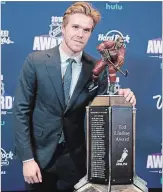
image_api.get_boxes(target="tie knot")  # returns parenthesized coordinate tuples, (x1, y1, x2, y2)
(67, 58, 76, 65)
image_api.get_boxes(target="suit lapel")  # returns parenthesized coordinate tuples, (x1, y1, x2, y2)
(64, 52, 94, 113)
(45, 46, 65, 110)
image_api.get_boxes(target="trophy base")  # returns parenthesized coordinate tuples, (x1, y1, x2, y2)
(74, 183, 146, 192)
(74, 175, 148, 192)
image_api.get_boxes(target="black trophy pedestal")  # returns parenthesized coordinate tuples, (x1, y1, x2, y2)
(74, 95, 148, 192)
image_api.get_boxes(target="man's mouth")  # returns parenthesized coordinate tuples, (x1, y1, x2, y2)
(74, 40, 84, 44)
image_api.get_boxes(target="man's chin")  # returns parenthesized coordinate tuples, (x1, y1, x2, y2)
(72, 46, 84, 53)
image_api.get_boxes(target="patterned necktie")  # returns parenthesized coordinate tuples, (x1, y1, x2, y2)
(63, 58, 76, 106)
(58, 59, 75, 144)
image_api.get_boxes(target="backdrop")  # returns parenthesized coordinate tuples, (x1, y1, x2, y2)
(1, 1, 162, 191)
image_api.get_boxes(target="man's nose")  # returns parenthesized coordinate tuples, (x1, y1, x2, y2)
(77, 29, 84, 38)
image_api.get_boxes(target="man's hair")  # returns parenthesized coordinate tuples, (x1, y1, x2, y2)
(63, 2, 101, 30)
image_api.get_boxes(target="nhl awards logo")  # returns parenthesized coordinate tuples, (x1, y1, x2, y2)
(146, 143, 162, 174)
(33, 16, 63, 51)
(49, 16, 62, 39)
(147, 37, 162, 59)
(1, 75, 14, 115)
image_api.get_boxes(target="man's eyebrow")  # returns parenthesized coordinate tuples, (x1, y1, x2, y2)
(72, 24, 92, 30)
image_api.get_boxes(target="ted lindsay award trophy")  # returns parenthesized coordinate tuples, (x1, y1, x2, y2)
(74, 37, 148, 192)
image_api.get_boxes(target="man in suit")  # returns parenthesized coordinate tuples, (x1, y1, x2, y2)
(13, 2, 136, 192)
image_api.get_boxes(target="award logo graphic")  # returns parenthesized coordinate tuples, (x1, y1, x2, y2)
(33, 16, 63, 50)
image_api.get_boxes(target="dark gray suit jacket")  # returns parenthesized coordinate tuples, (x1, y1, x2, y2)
(13, 45, 108, 175)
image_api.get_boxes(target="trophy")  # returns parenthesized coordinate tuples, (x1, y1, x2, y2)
(74, 37, 148, 192)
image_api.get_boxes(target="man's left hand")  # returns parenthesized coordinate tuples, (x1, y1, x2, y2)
(118, 88, 136, 107)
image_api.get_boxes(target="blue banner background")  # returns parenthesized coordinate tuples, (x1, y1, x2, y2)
(1, 1, 162, 191)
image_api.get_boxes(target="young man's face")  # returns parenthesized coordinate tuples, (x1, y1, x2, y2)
(61, 13, 94, 55)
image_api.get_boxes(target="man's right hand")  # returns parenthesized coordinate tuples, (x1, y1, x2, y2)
(23, 160, 42, 184)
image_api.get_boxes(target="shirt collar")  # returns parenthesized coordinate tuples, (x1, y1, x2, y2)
(59, 44, 82, 65)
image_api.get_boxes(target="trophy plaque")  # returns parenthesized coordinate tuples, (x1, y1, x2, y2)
(87, 95, 133, 185)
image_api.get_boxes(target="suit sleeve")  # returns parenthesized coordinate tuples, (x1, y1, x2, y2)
(97, 66, 108, 95)
(13, 53, 37, 161)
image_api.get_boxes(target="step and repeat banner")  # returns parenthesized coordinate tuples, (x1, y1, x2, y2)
(1, 1, 162, 191)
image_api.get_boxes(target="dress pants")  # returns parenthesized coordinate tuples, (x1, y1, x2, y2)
(25, 143, 84, 192)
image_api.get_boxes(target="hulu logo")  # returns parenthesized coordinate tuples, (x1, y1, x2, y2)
(106, 3, 123, 10)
